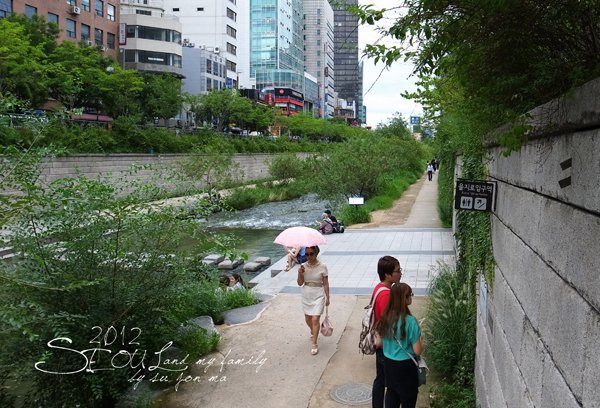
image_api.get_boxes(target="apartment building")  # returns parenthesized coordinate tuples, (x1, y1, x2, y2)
(9, 0, 119, 59)
(120, 0, 183, 77)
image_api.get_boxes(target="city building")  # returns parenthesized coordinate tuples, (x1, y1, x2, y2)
(303, 0, 335, 118)
(332, 0, 363, 123)
(181, 47, 226, 94)
(250, 0, 305, 96)
(163, 0, 241, 88)
(8, 0, 120, 59)
(357, 60, 365, 124)
(119, 0, 183, 77)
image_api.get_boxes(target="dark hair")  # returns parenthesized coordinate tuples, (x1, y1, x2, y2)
(324, 209, 332, 215)
(377, 256, 399, 281)
(375, 283, 413, 340)
(219, 275, 230, 287)
(231, 273, 245, 287)
(307, 246, 320, 256)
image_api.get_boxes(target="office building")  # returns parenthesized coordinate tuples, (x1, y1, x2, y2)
(303, 0, 335, 118)
(181, 47, 226, 94)
(332, 0, 362, 122)
(163, 0, 241, 88)
(250, 0, 304, 95)
(120, 0, 183, 77)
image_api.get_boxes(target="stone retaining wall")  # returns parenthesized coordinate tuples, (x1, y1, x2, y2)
(473, 78, 600, 407)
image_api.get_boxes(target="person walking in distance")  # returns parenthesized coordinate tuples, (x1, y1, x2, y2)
(426, 162, 434, 181)
(371, 256, 402, 408)
(375, 283, 423, 408)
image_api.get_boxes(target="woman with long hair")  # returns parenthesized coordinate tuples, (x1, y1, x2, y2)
(374, 283, 423, 408)
(296, 245, 330, 355)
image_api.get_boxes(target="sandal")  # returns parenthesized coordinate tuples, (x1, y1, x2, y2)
(311, 344, 318, 355)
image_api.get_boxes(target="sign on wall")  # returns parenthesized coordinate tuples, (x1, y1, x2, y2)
(454, 179, 497, 212)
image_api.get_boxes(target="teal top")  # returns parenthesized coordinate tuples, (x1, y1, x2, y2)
(381, 315, 421, 361)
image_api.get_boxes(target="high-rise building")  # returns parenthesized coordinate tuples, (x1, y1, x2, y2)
(250, 0, 304, 94)
(119, 0, 183, 77)
(303, 0, 335, 118)
(163, 0, 241, 88)
(331, 0, 363, 122)
(9, 0, 120, 59)
(357, 60, 365, 124)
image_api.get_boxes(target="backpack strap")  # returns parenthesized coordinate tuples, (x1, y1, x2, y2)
(370, 286, 390, 306)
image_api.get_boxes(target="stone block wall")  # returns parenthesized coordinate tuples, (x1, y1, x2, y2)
(475, 78, 600, 407)
(31, 153, 277, 194)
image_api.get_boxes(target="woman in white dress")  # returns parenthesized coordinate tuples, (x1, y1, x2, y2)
(297, 245, 330, 355)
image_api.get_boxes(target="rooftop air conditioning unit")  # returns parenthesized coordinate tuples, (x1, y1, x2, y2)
(70, 5, 81, 15)
(214, 46, 220, 53)
(198, 45, 206, 50)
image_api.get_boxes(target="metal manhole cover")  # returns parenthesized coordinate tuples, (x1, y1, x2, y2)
(329, 383, 372, 406)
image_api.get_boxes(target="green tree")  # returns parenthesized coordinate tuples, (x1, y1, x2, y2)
(99, 67, 144, 117)
(140, 73, 182, 123)
(193, 89, 241, 132)
(375, 113, 412, 139)
(0, 18, 48, 105)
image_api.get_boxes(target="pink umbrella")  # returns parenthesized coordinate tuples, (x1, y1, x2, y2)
(273, 226, 327, 248)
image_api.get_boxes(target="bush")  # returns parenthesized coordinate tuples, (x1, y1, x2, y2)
(423, 263, 476, 386)
(431, 381, 476, 408)
(268, 152, 304, 184)
(340, 204, 370, 224)
(176, 327, 220, 361)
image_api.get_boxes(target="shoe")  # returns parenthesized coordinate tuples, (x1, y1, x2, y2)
(311, 344, 318, 355)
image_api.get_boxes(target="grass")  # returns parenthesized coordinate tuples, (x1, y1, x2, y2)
(340, 169, 422, 225)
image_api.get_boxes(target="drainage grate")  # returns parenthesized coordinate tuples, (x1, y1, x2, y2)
(329, 383, 372, 406)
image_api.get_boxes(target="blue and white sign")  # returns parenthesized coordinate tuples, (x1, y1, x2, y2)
(226, 77, 233, 89)
(410, 116, 421, 125)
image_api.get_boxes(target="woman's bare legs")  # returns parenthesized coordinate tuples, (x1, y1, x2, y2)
(310, 315, 320, 354)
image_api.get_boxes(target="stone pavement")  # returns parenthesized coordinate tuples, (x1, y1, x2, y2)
(156, 171, 455, 408)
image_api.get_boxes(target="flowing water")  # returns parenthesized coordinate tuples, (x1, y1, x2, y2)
(199, 193, 337, 281)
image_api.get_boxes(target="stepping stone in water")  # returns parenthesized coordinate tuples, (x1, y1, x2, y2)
(244, 261, 263, 272)
(254, 256, 271, 266)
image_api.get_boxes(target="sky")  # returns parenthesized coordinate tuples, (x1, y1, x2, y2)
(358, 1, 423, 128)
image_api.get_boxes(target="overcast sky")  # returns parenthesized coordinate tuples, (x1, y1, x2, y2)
(358, 1, 423, 128)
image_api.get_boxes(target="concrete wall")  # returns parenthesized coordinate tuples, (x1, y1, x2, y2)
(34, 153, 276, 194)
(475, 78, 600, 407)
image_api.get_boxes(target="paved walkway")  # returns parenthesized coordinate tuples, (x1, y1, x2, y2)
(157, 171, 454, 408)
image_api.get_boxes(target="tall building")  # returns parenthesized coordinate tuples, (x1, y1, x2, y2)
(357, 60, 365, 124)
(303, 0, 335, 118)
(250, 0, 304, 94)
(119, 0, 183, 77)
(331, 0, 362, 122)
(163, 0, 241, 88)
(9, 0, 120, 59)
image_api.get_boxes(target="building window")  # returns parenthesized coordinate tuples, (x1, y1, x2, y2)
(47, 13, 59, 25)
(107, 4, 115, 21)
(226, 42, 237, 55)
(227, 7, 236, 21)
(139, 50, 169, 65)
(126, 25, 136, 38)
(206, 78, 212, 90)
(0, 0, 11, 18)
(206, 61, 212, 74)
(67, 0, 76, 5)
(95, 0, 103, 17)
(136, 9, 151, 15)
(81, 0, 90, 11)
(226, 59, 236, 72)
(81, 24, 90, 41)
(95, 28, 103, 46)
(24, 4, 37, 18)
(107, 32, 115, 49)
(226, 25, 236, 39)
(66, 19, 76, 38)
(197, 7, 204, 11)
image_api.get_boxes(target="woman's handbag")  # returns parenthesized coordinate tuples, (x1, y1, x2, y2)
(320, 306, 333, 336)
(395, 337, 428, 386)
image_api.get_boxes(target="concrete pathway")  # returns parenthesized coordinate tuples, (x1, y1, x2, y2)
(157, 171, 454, 408)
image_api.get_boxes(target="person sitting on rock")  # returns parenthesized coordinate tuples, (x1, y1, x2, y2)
(228, 273, 245, 291)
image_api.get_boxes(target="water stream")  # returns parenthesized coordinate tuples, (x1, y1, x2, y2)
(199, 193, 338, 280)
